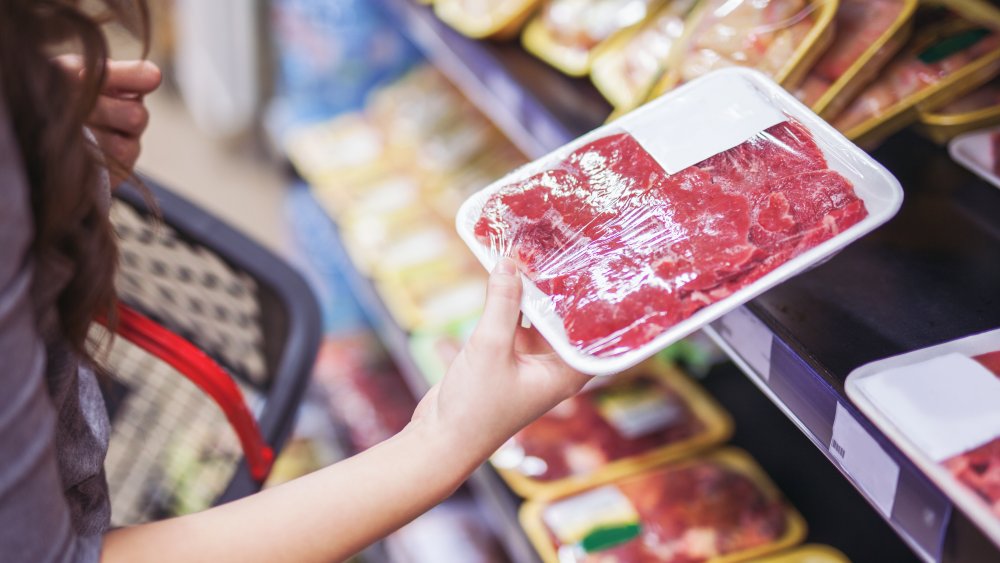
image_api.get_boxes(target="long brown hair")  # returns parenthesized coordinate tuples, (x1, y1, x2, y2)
(0, 0, 149, 365)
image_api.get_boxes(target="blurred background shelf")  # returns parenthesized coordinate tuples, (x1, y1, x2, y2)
(367, 3, 1000, 561)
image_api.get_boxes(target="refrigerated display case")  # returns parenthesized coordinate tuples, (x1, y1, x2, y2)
(278, 1, 1000, 561)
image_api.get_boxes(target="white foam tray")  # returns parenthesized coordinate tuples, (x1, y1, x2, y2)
(457, 68, 904, 376)
(950, 126, 1000, 190)
(846, 329, 1000, 550)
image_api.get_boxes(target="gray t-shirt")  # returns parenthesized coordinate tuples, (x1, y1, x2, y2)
(0, 74, 110, 562)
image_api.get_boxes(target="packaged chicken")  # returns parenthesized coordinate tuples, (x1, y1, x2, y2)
(832, 0, 1000, 146)
(651, 0, 836, 95)
(435, 0, 543, 39)
(589, 0, 701, 111)
(758, 545, 850, 563)
(917, 76, 1000, 142)
(457, 68, 902, 375)
(378, 272, 489, 331)
(285, 112, 390, 193)
(795, 0, 917, 119)
(522, 0, 667, 76)
(520, 448, 807, 563)
(492, 359, 732, 498)
(846, 329, 1000, 550)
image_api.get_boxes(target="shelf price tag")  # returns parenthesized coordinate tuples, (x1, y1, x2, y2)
(714, 306, 773, 381)
(830, 402, 900, 518)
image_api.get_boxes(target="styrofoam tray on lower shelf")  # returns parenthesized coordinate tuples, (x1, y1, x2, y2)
(845, 329, 1000, 551)
(949, 127, 1000, 189)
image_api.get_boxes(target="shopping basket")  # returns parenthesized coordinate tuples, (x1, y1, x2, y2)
(97, 176, 321, 525)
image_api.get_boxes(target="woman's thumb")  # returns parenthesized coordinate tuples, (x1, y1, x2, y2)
(469, 257, 523, 354)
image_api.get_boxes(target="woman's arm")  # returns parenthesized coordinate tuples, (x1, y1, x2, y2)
(103, 259, 589, 563)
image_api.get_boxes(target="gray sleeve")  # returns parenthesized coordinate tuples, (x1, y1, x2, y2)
(0, 77, 101, 563)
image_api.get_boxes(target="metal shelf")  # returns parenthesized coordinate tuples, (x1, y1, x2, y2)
(365, 3, 1000, 560)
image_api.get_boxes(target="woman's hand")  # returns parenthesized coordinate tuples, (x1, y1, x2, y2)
(413, 258, 591, 458)
(56, 57, 161, 188)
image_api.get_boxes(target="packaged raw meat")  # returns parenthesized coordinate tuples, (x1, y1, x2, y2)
(589, 0, 700, 110)
(651, 0, 836, 95)
(757, 544, 850, 563)
(947, 125, 1000, 188)
(457, 68, 903, 375)
(846, 329, 1000, 550)
(435, 0, 543, 39)
(916, 76, 1000, 143)
(312, 335, 418, 452)
(284, 113, 390, 192)
(794, 0, 916, 119)
(520, 448, 806, 563)
(832, 1, 1000, 145)
(522, 0, 665, 76)
(492, 359, 732, 497)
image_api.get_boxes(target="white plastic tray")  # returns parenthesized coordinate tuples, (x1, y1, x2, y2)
(457, 68, 904, 376)
(845, 329, 1000, 550)
(949, 127, 1000, 189)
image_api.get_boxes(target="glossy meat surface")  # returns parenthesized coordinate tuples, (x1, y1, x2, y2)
(474, 119, 867, 357)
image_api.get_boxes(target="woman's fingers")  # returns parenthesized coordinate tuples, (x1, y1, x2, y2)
(102, 60, 161, 97)
(90, 129, 140, 187)
(468, 258, 523, 355)
(89, 96, 149, 137)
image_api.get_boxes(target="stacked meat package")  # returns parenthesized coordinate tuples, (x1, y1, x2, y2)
(848, 329, 1000, 550)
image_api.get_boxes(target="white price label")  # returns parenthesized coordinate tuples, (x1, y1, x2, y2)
(830, 402, 900, 518)
(716, 306, 773, 380)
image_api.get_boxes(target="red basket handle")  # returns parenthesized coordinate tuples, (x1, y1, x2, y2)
(102, 303, 275, 483)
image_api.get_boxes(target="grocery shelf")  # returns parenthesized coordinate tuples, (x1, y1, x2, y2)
(373, 0, 609, 159)
(368, 3, 1000, 558)
(317, 192, 542, 563)
(707, 131, 1000, 563)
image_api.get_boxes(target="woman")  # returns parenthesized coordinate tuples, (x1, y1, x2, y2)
(0, 1, 589, 562)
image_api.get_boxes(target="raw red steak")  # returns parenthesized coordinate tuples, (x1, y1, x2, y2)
(543, 459, 789, 562)
(943, 352, 1000, 517)
(475, 119, 867, 357)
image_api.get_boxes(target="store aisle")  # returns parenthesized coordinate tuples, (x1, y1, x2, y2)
(136, 88, 290, 254)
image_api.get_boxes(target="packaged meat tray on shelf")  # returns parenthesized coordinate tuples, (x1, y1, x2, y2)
(519, 448, 807, 563)
(522, 0, 666, 77)
(948, 124, 1000, 187)
(756, 544, 850, 563)
(457, 68, 903, 375)
(434, 0, 542, 39)
(648, 0, 837, 97)
(794, 0, 917, 119)
(831, 0, 1000, 146)
(916, 75, 1000, 142)
(588, 0, 700, 111)
(491, 358, 732, 498)
(846, 328, 1000, 550)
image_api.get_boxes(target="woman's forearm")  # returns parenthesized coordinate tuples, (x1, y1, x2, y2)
(101, 414, 488, 563)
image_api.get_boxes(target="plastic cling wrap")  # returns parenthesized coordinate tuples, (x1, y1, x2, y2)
(832, 1, 1000, 144)
(458, 69, 902, 375)
(654, 0, 835, 93)
(590, 0, 700, 110)
(523, 0, 664, 76)
(492, 360, 731, 497)
(794, 0, 916, 118)
(519, 449, 806, 563)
